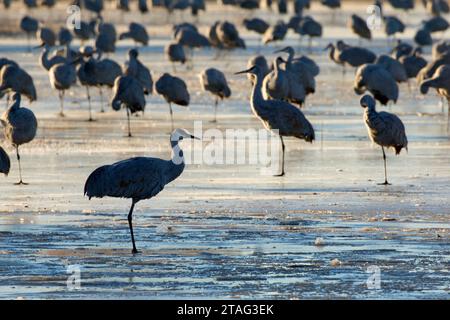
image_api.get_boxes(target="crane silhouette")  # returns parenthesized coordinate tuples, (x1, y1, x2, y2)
(199, 68, 231, 122)
(84, 128, 199, 254)
(1, 93, 37, 185)
(360, 94, 408, 185)
(235, 65, 314, 176)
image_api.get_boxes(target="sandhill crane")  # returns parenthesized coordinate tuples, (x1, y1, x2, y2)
(294, 0, 310, 15)
(275, 46, 320, 76)
(420, 64, 450, 127)
(91, 50, 122, 113)
(23, 0, 37, 9)
(138, 0, 148, 13)
(213, 21, 246, 51)
(414, 27, 432, 47)
(37, 27, 56, 47)
(199, 68, 231, 122)
(354, 64, 399, 105)
(391, 40, 413, 59)
(58, 27, 73, 47)
(165, 42, 186, 71)
(49, 57, 78, 117)
(0, 64, 37, 103)
(399, 48, 427, 81)
(432, 40, 450, 60)
(348, 14, 372, 44)
(175, 26, 210, 65)
(84, 128, 199, 253)
(77, 52, 98, 121)
(119, 22, 149, 47)
(235, 65, 315, 176)
(80, 0, 104, 18)
(423, 0, 449, 16)
(263, 20, 288, 45)
(360, 94, 407, 185)
(111, 75, 145, 137)
(95, 20, 117, 55)
(155, 73, 190, 131)
(39, 45, 66, 71)
(275, 46, 318, 95)
(243, 18, 270, 44)
(321, 0, 341, 22)
(416, 51, 450, 84)
(276, 0, 287, 14)
(1, 93, 37, 185)
(326, 41, 376, 75)
(296, 16, 323, 51)
(0, 146, 10, 176)
(123, 49, 153, 95)
(74, 21, 96, 44)
(20, 16, 38, 51)
(263, 57, 290, 101)
(376, 55, 408, 84)
(247, 55, 270, 85)
(388, 0, 414, 11)
(384, 16, 405, 41)
(423, 16, 449, 33)
(116, 0, 130, 11)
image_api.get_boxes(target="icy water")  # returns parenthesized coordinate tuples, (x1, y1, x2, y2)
(0, 2, 449, 299)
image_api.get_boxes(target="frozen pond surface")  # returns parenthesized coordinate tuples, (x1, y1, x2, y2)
(0, 2, 449, 299)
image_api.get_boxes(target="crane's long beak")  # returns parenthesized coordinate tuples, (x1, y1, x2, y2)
(234, 68, 252, 75)
(273, 47, 287, 54)
(190, 135, 200, 140)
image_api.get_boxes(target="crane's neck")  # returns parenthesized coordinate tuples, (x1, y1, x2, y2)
(167, 139, 186, 184)
(250, 72, 269, 115)
(286, 49, 294, 65)
(40, 48, 51, 70)
(9, 97, 20, 111)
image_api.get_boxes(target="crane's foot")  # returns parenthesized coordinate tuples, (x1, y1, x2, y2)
(378, 181, 392, 186)
(274, 172, 285, 177)
(209, 119, 217, 123)
(15, 180, 29, 185)
(131, 248, 139, 254)
(87, 118, 96, 122)
(58, 112, 65, 118)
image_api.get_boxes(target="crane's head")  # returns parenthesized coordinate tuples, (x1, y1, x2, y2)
(171, 128, 200, 143)
(324, 43, 334, 51)
(234, 65, 259, 76)
(360, 94, 376, 109)
(128, 48, 139, 58)
(273, 46, 294, 55)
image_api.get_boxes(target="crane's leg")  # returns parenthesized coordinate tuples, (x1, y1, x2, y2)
(378, 146, 391, 185)
(99, 87, 105, 113)
(127, 200, 139, 254)
(211, 97, 218, 123)
(274, 136, 285, 177)
(14, 146, 27, 185)
(27, 34, 31, 53)
(59, 91, 65, 117)
(169, 103, 174, 132)
(126, 107, 132, 137)
(86, 86, 93, 121)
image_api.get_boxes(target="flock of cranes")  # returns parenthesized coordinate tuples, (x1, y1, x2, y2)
(0, 0, 449, 253)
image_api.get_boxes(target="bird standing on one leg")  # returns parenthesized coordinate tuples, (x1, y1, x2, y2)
(84, 128, 200, 254)
(1, 93, 37, 185)
(360, 94, 408, 185)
